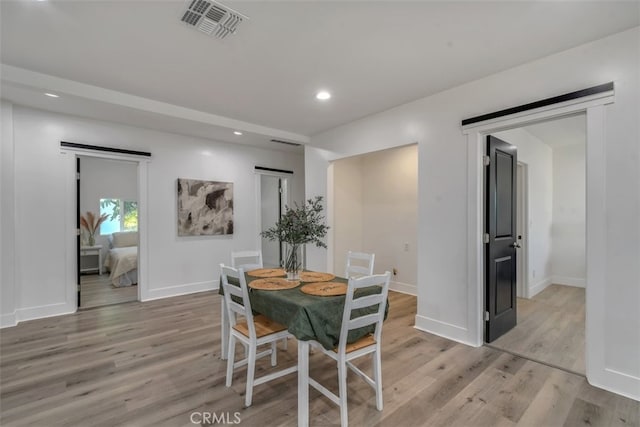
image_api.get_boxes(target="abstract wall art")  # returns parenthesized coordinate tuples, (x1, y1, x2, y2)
(177, 178, 234, 236)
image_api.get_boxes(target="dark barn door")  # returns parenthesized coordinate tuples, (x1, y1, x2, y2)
(485, 135, 518, 342)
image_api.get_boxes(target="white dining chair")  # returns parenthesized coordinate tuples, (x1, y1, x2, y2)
(345, 251, 375, 279)
(220, 264, 297, 407)
(307, 271, 391, 427)
(230, 249, 290, 350)
(231, 250, 263, 271)
(227, 250, 263, 357)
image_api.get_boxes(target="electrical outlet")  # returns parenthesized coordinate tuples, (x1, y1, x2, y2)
(404, 242, 409, 251)
(392, 268, 397, 276)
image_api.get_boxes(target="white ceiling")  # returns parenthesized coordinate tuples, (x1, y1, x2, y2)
(523, 114, 586, 149)
(1, 1, 638, 147)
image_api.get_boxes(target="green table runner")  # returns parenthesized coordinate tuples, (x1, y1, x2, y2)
(219, 272, 389, 350)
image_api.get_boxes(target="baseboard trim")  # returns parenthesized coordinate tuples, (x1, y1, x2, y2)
(529, 277, 552, 298)
(588, 368, 640, 402)
(15, 302, 74, 324)
(143, 280, 217, 301)
(390, 280, 417, 296)
(0, 312, 17, 328)
(551, 275, 586, 288)
(414, 314, 476, 347)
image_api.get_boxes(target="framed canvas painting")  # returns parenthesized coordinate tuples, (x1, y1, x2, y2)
(177, 178, 234, 236)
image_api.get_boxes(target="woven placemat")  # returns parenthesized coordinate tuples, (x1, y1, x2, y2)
(249, 278, 300, 290)
(247, 268, 286, 278)
(300, 282, 347, 296)
(299, 271, 336, 282)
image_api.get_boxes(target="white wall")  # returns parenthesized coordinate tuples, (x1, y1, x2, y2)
(306, 28, 640, 399)
(1, 101, 17, 327)
(361, 145, 418, 293)
(79, 156, 138, 261)
(331, 145, 418, 293)
(0, 104, 305, 323)
(332, 155, 364, 276)
(552, 143, 586, 287)
(493, 128, 553, 297)
(304, 146, 333, 272)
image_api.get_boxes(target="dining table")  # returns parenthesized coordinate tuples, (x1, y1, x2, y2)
(218, 268, 388, 427)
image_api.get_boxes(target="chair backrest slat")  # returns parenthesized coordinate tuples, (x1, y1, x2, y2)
(346, 265, 371, 276)
(348, 313, 380, 330)
(337, 271, 391, 354)
(231, 250, 263, 271)
(348, 273, 387, 290)
(228, 300, 246, 315)
(350, 293, 384, 310)
(345, 251, 375, 279)
(220, 263, 257, 338)
(224, 282, 244, 299)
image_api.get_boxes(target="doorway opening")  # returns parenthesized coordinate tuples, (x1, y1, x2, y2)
(463, 84, 612, 389)
(484, 113, 587, 375)
(256, 170, 291, 268)
(77, 155, 140, 309)
(329, 144, 418, 295)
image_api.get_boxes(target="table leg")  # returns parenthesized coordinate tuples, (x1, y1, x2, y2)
(298, 340, 309, 427)
(221, 299, 229, 360)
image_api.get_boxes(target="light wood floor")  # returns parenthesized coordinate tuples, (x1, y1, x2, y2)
(489, 284, 585, 375)
(80, 274, 137, 309)
(1, 291, 637, 427)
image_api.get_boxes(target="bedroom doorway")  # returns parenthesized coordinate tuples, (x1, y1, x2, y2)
(485, 114, 587, 375)
(78, 155, 140, 309)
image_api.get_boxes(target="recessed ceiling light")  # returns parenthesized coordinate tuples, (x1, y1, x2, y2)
(233, 131, 243, 136)
(315, 90, 331, 101)
(44, 93, 59, 98)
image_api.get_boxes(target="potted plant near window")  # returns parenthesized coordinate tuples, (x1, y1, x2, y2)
(261, 196, 329, 280)
(80, 211, 109, 247)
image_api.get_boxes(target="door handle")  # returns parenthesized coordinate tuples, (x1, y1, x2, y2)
(510, 242, 521, 249)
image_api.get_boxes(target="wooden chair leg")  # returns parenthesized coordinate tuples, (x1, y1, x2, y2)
(338, 361, 349, 427)
(245, 344, 257, 407)
(373, 349, 383, 411)
(226, 335, 236, 387)
(282, 337, 288, 350)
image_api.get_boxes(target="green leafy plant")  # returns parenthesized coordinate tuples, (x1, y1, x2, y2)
(261, 196, 329, 275)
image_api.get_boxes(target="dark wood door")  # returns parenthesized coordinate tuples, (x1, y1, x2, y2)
(485, 135, 518, 342)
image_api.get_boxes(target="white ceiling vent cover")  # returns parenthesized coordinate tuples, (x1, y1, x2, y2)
(180, 0, 247, 39)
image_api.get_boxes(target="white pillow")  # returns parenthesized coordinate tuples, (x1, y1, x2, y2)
(111, 231, 138, 248)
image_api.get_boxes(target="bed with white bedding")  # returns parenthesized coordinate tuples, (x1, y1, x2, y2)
(104, 231, 138, 287)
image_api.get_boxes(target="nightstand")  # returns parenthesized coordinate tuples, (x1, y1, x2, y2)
(80, 245, 103, 275)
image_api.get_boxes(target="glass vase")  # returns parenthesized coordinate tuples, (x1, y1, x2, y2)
(283, 243, 302, 280)
(88, 234, 96, 247)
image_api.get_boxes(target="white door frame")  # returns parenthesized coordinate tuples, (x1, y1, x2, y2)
(62, 147, 150, 308)
(462, 89, 613, 387)
(515, 161, 528, 299)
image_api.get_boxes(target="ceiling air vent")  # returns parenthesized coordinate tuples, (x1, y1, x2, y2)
(180, 0, 247, 39)
(270, 139, 302, 147)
